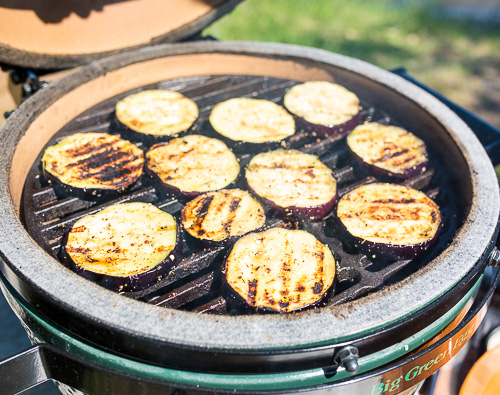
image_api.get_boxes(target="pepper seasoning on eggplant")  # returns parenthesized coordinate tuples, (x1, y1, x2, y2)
(146, 134, 241, 200)
(41, 132, 144, 198)
(209, 97, 296, 150)
(182, 189, 266, 245)
(224, 228, 336, 313)
(245, 149, 337, 220)
(347, 123, 428, 178)
(283, 81, 361, 137)
(115, 89, 199, 144)
(336, 183, 441, 259)
(62, 202, 180, 292)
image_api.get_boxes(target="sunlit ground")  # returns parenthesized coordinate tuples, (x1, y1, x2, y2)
(205, 0, 500, 130)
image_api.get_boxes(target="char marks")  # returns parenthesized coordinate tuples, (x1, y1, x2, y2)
(337, 183, 441, 246)
(42, 133, 144, 191)
(245, 149, 337, 216)
(225, 228, 336, 312)
(182, 189, 265, 243)
(347, 123, 427, 177)
(372, 148, 409, 163)
(146, 135, 240, 195)
(189, 194, 215, 236)
(247, 279, 258, 304)
(65, 202, 178, 280)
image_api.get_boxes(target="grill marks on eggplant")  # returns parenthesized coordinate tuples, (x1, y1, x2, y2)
(115, 90, 198, 137)
(283, 81, 360, 126)
(190, 195, 216, 236)
(209, 98, 296, 143)
(182, 189, 266, 243)
(42, 133, 144, 191)
(64, 202, 178, 290)
(225, 228, 336, 312)
(146, 135, 240, 195)
(246, 149, 337, 219)
(337, 183, 441, 247)
(347, 123, 428, 177)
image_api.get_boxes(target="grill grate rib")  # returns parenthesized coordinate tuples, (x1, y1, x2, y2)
(22, 75, 457, 315)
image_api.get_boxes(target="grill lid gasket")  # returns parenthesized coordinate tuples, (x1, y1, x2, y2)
(0, 42, 498, 368)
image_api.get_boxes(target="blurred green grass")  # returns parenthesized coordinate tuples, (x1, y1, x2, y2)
(205, 0, 500, 129)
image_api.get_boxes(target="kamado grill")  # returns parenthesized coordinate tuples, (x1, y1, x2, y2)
(1, 2, 500, 394)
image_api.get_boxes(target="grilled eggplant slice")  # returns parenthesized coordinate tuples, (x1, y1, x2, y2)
(182, 189, 266, 244)
(337, 183, 441, 259)
(224, 228, 336, 313)
(283, 81, 361, 137)
(63, 202, 179, 292)
(41, 132, 144, 198)
(115, 90, 198, 143)
(209, 98, 296, 148)
(245, 149, 337, 220)
(146, 135, 240, 199)
(347, 123, 428, 178)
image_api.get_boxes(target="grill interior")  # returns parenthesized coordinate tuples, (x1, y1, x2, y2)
(21, 74, 459, 315)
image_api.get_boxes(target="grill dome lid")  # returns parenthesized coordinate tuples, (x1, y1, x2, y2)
(0, 0, 242, 69)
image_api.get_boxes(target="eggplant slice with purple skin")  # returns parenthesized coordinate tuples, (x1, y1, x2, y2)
(182, 189, 266, 245)
(209, 97, 296, 148)
(336, 183, 441, 259)
(41, 132, 144, 199)
(224, 228, 336, 313)
(347, 123, 428, 178)
(115, 89, 199, 143)
(283, 81, 361, 137)
(146, 134, 240, 200)
(62, 202, 179, 292)
(245, 149, 337, 220)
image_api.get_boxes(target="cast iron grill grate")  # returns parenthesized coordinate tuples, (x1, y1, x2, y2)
(21, 74, 458, 315)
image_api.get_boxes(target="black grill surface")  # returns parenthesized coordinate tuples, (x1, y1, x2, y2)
(21, 75, 459, 315)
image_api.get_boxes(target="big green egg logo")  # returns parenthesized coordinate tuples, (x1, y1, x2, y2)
(370, 325, 474, 394)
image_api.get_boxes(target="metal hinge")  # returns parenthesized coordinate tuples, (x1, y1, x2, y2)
(2, 64, 50, 102)
(3, 67, 50, 120)
(18, 70, 50, 101)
